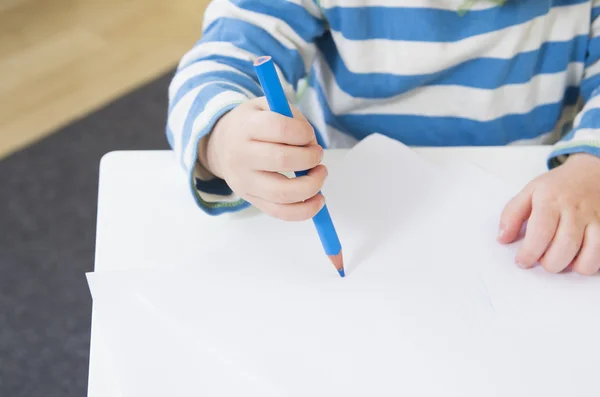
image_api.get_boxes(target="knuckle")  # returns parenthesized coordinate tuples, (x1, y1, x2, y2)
(561, 208, 578, 222)
(299, 149, 319, 171)
(313, 181, 325, 197)
(575, 200, 597, 219)
(564, 232, 581, 252)
(298, 179, 323, 202)
(311, 146, 323, 166)
(559, 201, 582, 216)
(300, 122, 316, 143)
(312, 175, 326, 194)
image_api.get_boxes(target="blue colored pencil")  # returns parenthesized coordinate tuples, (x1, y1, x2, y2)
(253, 56, 345, 277)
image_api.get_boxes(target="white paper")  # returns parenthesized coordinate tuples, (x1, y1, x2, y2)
(88, 134, 600, 396)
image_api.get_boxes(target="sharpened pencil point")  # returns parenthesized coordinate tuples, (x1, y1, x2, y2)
(328, 250, 344, 277)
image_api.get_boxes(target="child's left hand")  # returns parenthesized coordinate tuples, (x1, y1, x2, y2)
(497, 153, 600, 275)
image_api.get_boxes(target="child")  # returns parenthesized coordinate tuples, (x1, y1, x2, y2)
(166, 0, 600, 275)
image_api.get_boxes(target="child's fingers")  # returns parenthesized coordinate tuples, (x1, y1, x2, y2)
(571, 224, 600, 275)
(245, 165, 327, 205)
(515, 202, 560, 268)
(247, 193, 325, 222)
(245, 141, 323, 173)
(538, 213, 585, 273)
(249, 108, 316, 146)
(251, 97, 312, 125)
(498, 188, 533, 244)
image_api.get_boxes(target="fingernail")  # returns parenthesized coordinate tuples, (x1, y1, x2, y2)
(497, 225, 505, 239)
(515, 257, 526, 269)
(319, 146, 324, 161)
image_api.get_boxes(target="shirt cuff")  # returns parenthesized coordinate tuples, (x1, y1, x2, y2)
(547, 140, 600, 169)
(189, 160, 251, 215)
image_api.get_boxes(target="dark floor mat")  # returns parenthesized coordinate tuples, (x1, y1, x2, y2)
(0, 71, 174, 397)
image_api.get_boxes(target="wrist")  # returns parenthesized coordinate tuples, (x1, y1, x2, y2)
(197, 114, 229, 179)
(565, 152, 600, 167)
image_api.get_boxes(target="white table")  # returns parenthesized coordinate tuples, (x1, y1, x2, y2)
(88, 146, 552, 396)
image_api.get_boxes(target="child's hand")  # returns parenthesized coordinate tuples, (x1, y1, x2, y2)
(198, 97, 326, 221)
(498, 153, 600, 275)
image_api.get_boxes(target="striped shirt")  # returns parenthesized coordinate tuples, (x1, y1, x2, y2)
(166, 0, 600, 214)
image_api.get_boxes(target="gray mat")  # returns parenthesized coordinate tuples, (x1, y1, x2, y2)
(0, 71, 173, 396)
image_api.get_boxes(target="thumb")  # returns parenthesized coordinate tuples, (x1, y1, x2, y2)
(498, 186, 533, 244)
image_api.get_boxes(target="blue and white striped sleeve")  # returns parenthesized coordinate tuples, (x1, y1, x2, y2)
(166, 0, 326, 215)
(549, 1, 600, 167)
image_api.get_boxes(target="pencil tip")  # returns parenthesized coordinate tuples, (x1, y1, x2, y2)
(328, 250, 344, 277)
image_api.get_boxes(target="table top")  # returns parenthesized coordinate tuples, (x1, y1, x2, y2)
(88, 146, 552, 396)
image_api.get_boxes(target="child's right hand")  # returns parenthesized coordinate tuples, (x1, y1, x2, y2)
(198, 97, 327, 221)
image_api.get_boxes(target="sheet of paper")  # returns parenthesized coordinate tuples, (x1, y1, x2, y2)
(89, 134, 600, 396)
(432, 160, 600, 319)
(87, 263, 600, 397)
(87, 263, 494, 397)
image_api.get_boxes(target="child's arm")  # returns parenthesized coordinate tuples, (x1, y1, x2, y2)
(498, 1, 600, 275)
(547, 2, 600, 167)
(166, 0, 327, 215)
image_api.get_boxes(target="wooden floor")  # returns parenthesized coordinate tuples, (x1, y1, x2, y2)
(0, 0, 210, 159)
